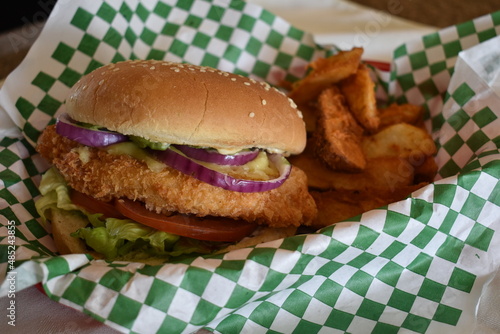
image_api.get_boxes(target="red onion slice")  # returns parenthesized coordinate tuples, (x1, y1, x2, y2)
(55, 113, 128, 147)
(173, 145, 259, 166)
(153, 148, 291, 192)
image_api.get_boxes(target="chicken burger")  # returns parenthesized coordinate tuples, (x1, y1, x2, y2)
(35, 59, 317, 262)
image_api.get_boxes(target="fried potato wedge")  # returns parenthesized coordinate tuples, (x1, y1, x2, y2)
(414, 155, 438, 184)
(289, 145, 415, 192)
(379, 103, 424, 129)
(297, 102, 319, 133)
(288, 48, 363, 104)
(362, 123, 437, 160)
(310, 182, 429, 228)
(312, 86, 366, 172)
(285, 47, 437, 230)
(339, 63, 379, 132)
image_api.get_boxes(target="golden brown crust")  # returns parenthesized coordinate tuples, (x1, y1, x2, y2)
(288, 48, 363, 105)
(65, 60, 306, 155)
(312, 86, 366, 172)
(339, 63, 379, 132)
(37, 126, 317, 228)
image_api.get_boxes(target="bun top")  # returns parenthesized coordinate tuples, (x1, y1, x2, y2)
(65, 60, 306, 155)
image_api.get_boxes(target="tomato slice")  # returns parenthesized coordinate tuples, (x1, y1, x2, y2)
(115, 198, 257, 242)
(70, 190, 126, 219)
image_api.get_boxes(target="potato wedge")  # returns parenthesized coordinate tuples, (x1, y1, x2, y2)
(288, 48, 363, 104)
(289, 145, 415, 192)
(312, 86, 366, 172)
(297, 102, 319, 133)
(362, 123, 437, 160)
(379, 103, 424, 129)
(339, 63, 379, 132)
(310, 182, 429, 228)
(413, 155, 438, 183)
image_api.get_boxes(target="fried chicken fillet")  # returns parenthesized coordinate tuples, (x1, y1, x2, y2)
(37, 125, 317, 228)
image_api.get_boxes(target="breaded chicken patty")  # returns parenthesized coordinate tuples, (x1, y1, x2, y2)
(37, 125, 317, 228)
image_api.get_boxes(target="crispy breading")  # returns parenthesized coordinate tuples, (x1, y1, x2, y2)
(311, 86, 366, 172)
(339, 63, 379, 132)
(37, 125, 317, 228)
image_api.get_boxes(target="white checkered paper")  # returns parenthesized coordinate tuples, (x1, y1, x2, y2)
(1, 1, 500, 333)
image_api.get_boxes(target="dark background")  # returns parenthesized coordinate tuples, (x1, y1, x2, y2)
(0, 0, 57, 32)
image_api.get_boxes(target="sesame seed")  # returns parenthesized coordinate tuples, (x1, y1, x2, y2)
(288, 98, 297, 108)
(244, 82, 250, 86)
(297, 110, 303, 118)
(150, 66, 156, 70)
(262, 99, 267, 106)
(231, 78, 236, 81)
(249, 112, 255, 118)
(98, 79, 104, 85)
(113, 68, 120, 71)
(82, 85, 87, 90)
(174, 69, 180, 72)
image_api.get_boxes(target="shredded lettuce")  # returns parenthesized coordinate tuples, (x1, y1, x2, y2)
(35, 167, 218, 261)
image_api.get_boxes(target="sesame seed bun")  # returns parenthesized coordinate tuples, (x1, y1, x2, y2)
(65, 60, 307, 155)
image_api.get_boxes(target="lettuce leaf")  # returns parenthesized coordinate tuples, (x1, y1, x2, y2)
(35, 167, 80, 222)
(35, 167, 218, 261)
(70, 219, 180, 260)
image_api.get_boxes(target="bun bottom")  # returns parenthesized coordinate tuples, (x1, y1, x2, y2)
(47, 209, 297, 263)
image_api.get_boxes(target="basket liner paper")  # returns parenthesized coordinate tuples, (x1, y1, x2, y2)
(0, 1, 499, 333)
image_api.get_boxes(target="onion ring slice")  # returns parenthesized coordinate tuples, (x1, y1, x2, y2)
(55, 113, 128, 147)
(173, 145, 259, 166)
(153, 148, 291, 192)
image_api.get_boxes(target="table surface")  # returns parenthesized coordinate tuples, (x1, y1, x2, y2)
(350, 0, 500, 28)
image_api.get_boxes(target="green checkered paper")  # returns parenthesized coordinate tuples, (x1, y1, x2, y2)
(1, 1, 500, 333)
